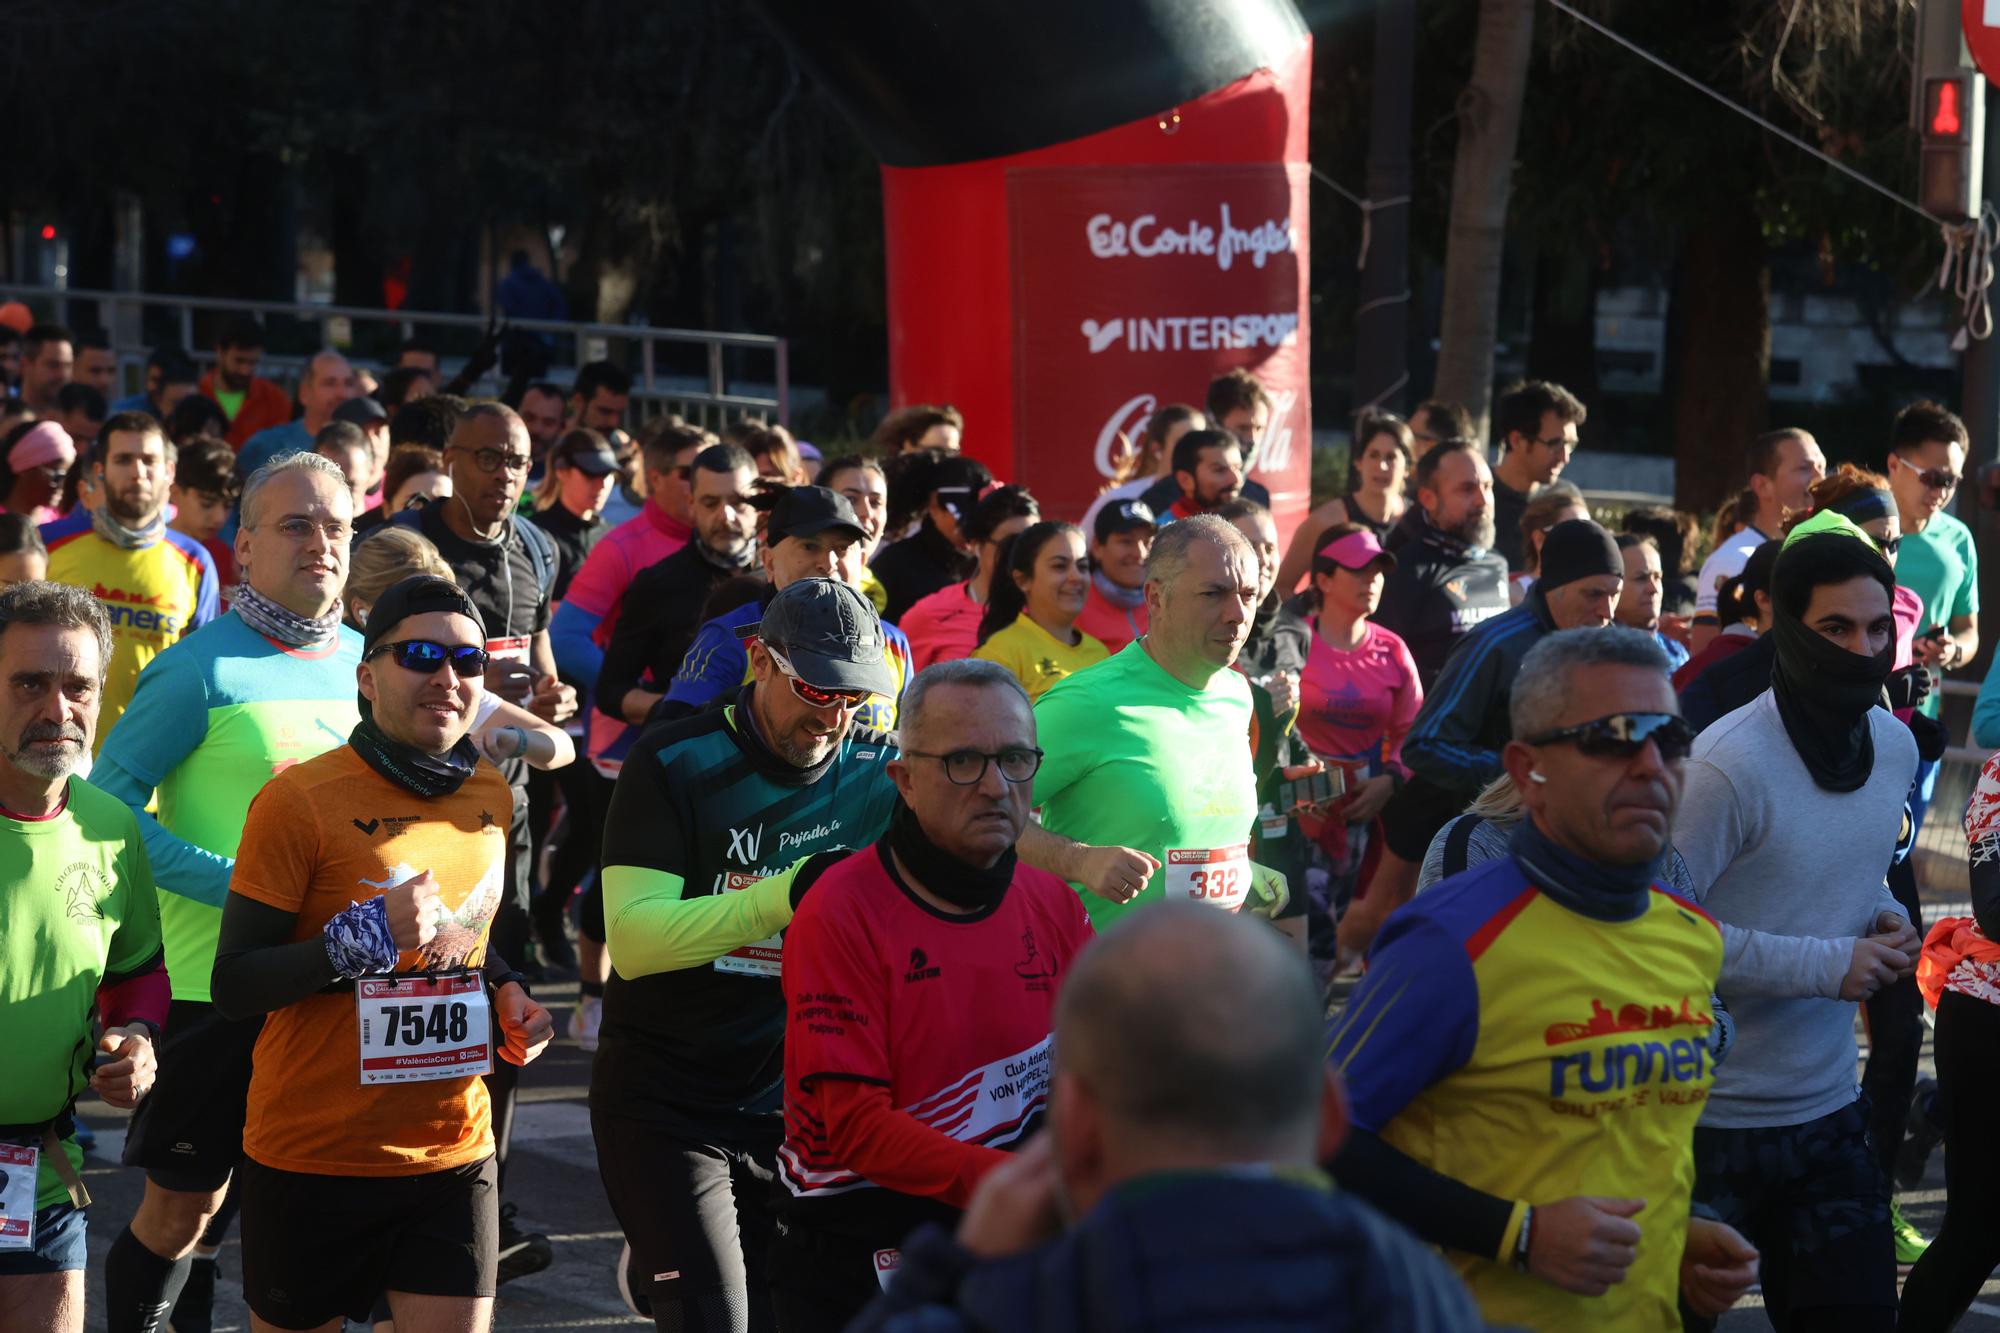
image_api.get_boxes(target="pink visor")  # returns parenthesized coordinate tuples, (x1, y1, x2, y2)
(9, 422, 75, 474)
(1317, 528, 1395, 571)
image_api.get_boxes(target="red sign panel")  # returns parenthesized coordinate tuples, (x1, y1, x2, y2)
(1965, 0, 2000, 84)
(1007, 163, 1312, 541)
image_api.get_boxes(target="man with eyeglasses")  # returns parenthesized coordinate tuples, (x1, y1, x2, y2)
(385, 400, 576, 1282)
(210, 574, 554, 1333)
(1671, 520, 1919, 1332)
(1489, 380, 1586, 573)
(773, 659, 1093, 1330)
(1329, 626, 1758, 1332)
(1885, 400, 1976, 840)
(589, 576, 907, 1330)
(95, 453, 364, 1333)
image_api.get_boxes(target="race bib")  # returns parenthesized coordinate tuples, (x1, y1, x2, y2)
(713, 872, 783, 978)
(872, 1248, 901, 1292)
(485, 635, 531, 667)
(0, 1141, 36, 1251)
(1164, 844, 1251, 912)
(356, 972, 492, 1085)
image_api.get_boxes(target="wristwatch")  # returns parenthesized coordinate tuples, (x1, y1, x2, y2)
(488, 969, 529, 996)
(1512, 1204, 1534, 1272)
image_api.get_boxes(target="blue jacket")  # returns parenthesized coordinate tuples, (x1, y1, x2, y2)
(848, 1171, 1490, 1333)
(1402, 584, 1556, 796)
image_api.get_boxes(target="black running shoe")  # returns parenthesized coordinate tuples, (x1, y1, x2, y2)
(168, 1255, 217, 1333)
(1896, 1077, 1944, 1190)
(496, 1202, 554, 1285)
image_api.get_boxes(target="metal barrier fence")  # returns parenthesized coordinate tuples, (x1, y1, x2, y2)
(0, 283, 790, 430)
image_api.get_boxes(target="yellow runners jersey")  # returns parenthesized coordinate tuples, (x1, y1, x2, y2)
(41, 512, 219, 749)
(1329, 854, 1724, 1332)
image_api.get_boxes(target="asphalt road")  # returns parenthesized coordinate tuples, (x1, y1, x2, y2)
(70, 989, 2000, 1331)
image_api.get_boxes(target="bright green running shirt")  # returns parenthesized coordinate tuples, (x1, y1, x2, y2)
(93, 612, 362, 1002)
(0, 780, 162, 1209)
(1031, 640, 1259, 927)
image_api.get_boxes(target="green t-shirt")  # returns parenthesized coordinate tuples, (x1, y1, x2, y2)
(92, 612, 363, 1002)
(1031, 641, 1259, 927)
(1899, 510, 1980, 719)
(212, 386, 247, 423)
(0, 780, 163, 1209)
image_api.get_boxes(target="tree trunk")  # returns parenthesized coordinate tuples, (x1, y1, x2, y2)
(1433, 0, 1536, 440)
(1354, 0, 1416, 416)
(1667, 199, 1769, 515)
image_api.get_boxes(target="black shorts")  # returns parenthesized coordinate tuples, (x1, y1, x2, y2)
(238, 1155, 498, 1329)
(772, 1222, 900, 1333)
(1380, 776, 1469, 863)
(1688, 1098, 1897, 1329)
(122, 999, 261, 1193)
(591, 1108, 777, 1314)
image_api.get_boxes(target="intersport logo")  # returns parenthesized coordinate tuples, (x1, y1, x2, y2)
(1078, 313, 1300, 356)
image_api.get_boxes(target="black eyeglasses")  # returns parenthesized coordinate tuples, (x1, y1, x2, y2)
(454, 446, 533, 474)
(364, 639, 490, 676)
(1877, 535, 1902, 556)
(904, 747, 1045, 786)
(1526, 712, 1694, 762)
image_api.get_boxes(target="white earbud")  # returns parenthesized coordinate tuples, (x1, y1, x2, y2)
(1529, 771, 1548, 784)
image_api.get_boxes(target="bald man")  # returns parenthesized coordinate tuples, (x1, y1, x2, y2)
(850, 903, 1484, 1332)
(234, 350, 362, 480)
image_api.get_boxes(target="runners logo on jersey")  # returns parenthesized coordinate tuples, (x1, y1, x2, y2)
(727, 824, 766, 865)
(904, 947, 942, 983)
(1544, 996, 1713, 1047)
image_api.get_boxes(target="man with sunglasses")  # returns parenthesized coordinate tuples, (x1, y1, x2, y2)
(1886, 400, 1977, 840)
(389, 400, 575, 1282)
(773, 659, 1094, 1330)
(1330, 627, 1758, 1331)
(1672, 521, 1919, 1332)
(590, 576, 907, 1330)
(95, 453, 364, 1333)
(210, 574, 555, 1333)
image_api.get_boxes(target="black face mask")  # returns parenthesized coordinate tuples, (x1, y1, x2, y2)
(1768, 603, 1893, 793)
(886, 798, 1016, 911)
(350, 704, 479, 798)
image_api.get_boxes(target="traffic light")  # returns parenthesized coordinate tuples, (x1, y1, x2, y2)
(1914, 0, 1985, 221)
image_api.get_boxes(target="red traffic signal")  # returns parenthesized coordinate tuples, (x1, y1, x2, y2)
(1928, 76, 1972, 141)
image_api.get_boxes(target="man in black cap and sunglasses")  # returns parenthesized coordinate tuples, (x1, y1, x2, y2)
(589, 575, 910, 1330)
(1329, 626, 1758, 1331)
(772, 658, 1095, 1330)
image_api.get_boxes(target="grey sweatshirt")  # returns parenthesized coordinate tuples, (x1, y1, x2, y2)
(1673, 691, 1914, 1129)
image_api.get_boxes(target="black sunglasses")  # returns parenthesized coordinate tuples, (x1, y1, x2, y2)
(1526, 712, 1694, 762)
(364, 639, 490, 676)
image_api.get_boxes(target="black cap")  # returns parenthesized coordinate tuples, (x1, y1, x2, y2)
(362, 575, 486, 658)
(1093, 498, 1157, 544)
(1539, 519, 1623, 592)
(552, 432, 621, 477)
(333, 396, 389, 427)
(768, 486, 866, 546)
(754, 577, 898, 697)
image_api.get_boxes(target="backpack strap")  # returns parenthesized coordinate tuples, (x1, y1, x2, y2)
(1442, 815, 1480, 879)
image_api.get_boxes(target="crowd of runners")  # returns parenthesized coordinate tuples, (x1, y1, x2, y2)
(3, 309, 2000, 1332)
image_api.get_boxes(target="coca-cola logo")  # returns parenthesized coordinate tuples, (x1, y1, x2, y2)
(1091, 385, 1296, 479)
(1093, 392, 1158, 479)
(1085, 204, 1295, 272)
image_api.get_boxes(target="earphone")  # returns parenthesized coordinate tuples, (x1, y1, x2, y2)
(1529, 771, 1548, 784)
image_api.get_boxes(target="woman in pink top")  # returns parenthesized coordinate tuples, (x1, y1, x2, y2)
(1298, 523, 1423, 818)
(897, 484, 1037, 669)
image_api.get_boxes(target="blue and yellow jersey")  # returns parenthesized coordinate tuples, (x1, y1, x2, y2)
(1329, 855, 1723, 1333)
(41, 512, 218, 749)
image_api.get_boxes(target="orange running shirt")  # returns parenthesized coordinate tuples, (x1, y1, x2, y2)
(231, 744, 512, 1177)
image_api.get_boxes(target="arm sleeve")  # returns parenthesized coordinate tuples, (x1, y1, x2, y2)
(1331, 1128, 1522, 1262)
(93, 661, 231, 907)
(663, 620, 746, 709)
(549, 601, 606, 686)
(1380, 636, 1424, 774)
(210, 893, 340, 1019)
(97, 953, 170, 1033)
(104, 807, 166, 977)
(595, 573, 664, 721)
(1676, 756, 1850, 998)
(1401, 637, 1504, 792)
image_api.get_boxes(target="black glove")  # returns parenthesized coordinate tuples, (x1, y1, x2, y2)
(1886, 666, 1932, 713)
(1907, 711, 1948, 763)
